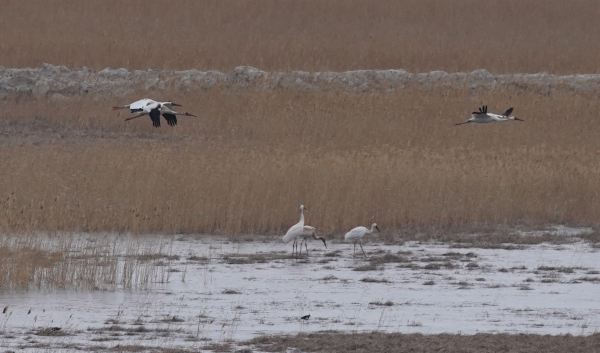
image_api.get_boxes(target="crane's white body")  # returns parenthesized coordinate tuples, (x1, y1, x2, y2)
(344, 223, 380, 257)
(123, 102, 196, 128)
(282, 205, 308, 257)
(455, 106, 523, 125)
(113, 98, 181, 113)
(297, 225, 327, 256)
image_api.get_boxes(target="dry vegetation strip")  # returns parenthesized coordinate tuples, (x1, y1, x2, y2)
(1, 0, 600, 74)
(249, 332, 600, 353)
(1, 87, 600, 235)
(0, 234, 171, 291)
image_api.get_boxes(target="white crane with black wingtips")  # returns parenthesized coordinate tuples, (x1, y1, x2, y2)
(124, 102, 196, 128)
(455, 106, 523, 126)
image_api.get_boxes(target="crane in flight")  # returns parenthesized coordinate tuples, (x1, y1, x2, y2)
(455, 106, 523, 126)
(344, 223, 380, 257)
(124, 102, 196, 128)
(113, 98, 181, 113)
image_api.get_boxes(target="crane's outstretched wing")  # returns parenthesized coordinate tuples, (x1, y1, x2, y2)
(149, 108, 161, 128)
(162, 113, 178, 126)
(502, 107, 514, 117)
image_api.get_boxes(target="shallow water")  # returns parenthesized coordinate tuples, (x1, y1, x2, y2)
(1, 231, 600, 351)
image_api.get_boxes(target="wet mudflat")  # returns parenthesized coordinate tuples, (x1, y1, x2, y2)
(1, 228, 600, 352)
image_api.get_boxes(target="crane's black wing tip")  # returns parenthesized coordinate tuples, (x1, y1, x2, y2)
(162, 113, 178, 127)
(149, 108, 161, 127)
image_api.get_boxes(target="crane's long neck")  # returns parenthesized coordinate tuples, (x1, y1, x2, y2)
(299, 209, 305, 225)
(310, 230, 327, 247)
(369, 225, 376, 233)
(311, 232, 325, 241)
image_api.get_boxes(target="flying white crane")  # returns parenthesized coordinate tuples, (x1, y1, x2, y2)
(112, 98, 182, 113)
(282, 205, 308, 257)
(454, 106, 524, 126)
(297, 225, 327, 256)
(124, 102, 196, 128)
(344, 223, 380, 257)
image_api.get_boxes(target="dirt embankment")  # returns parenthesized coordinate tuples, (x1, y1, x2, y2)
(2, 64, 600, 100)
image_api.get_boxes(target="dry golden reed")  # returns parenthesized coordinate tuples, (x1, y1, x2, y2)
(1, 86, 599, 235)
(2, 1, 600, 236)
(1, 0, 600, 74)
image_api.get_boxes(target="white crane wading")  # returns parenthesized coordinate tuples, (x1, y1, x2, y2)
(282, 205, 308, 257)
(344, 223, 380, 257)
(297, 225, 327, 256)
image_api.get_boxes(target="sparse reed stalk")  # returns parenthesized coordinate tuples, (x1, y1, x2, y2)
(0, 233, 171, 291)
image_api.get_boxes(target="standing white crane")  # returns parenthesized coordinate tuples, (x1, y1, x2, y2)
(112, 98, 182, 113)
(344, 223, 380, 257)
(282, 205, 308, 257)
(124, 102, 196, 128)
(297, 225, 327, 256)
(454, 106, 524, 126)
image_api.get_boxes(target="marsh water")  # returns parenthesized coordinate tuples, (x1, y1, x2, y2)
(1, 228, 600, 351)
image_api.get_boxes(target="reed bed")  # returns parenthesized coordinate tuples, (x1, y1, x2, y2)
(1, 0, 600, 74)
(1, 86, 599, 235)
(0, 233, 172, 291)
(1, 140, 597, 235)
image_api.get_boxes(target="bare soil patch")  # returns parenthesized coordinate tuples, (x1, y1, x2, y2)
(249, 332, 600, 353)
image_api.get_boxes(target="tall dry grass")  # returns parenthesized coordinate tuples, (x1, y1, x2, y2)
(1, 87, 599, 235)
(1, 0, 600, 74)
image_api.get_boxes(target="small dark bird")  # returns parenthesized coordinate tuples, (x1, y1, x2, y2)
(301, 314, 310, 320)
(2, 305, 8, 314)
(28, 308, 31, 314)
(51, 327, 61, 331)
